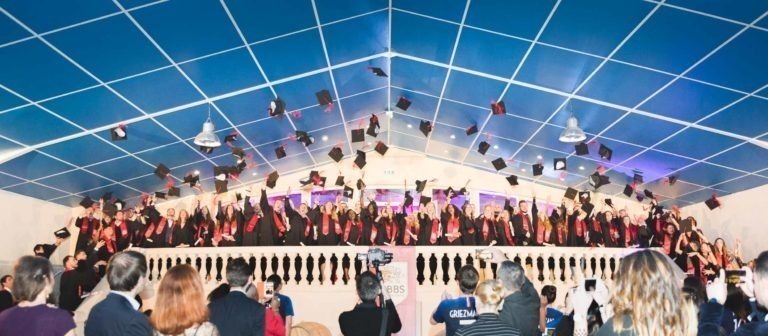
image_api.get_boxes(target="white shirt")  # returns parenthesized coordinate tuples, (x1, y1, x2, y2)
(110, 290, 140, 310)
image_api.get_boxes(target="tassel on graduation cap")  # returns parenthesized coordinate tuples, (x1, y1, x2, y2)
(110, 124, 127, 141)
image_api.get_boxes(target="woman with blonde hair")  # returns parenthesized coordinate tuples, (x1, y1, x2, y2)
(151, 264, 219, 336)
(595, 249, 697, 336)
(455, 280, 521, 336)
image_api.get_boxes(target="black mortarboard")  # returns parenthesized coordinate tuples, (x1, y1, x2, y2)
(705, 196, 720, 210)
(335, 175, 345, 187)
(532, 163, 544, 176)
(668, 176, 678, 185)
(155, 191, 167, 199)
(466, 124, 478, 136)
(328, 146, 343, 162)
(553, 158, 566, 171)
(54, 227, 71, 239)
(232, 147, 245, 159)
(268, 97, 286, 116)
(266, 171, 279, 189)
(224, 133, 238, 143)
(101, 192, 113, 202)
(599, 144, 612, 161)
(102, 201, 117, 217)
(351, 128, 365, 143)
(356, 179, 366, 190)
(643, 189, 654, 199)
(605, 198, 613, 207)
(343, 186, 354, 198)
(214, 180, 228, 194)
(404, 191, 414, 207)
(491, 101, 506, 115)
(588, 172, 610, 190)
(296, 131, 314, 146)
(154, 163, 170, 179)
(366, 125, 378, 137)
(369, 67, 388, 77)
(419, 120, 432, 137)
(396, 97, 411, 111)
(579, 191, 591, 203)
(415, 180, 427, 193)
(419, 195, 432, 205)
(316, 89, 333, 107)
(354, 150, 367, 169)
(235, 192, 243, 202)
(564, 187, 578, 200)
(654, 205, 665, 215)
(506, 175, 519, 186)
(168, 186, 180, 197)
(275, 146, 286, 159)
(581, 202, 595, 217)
(200, 146, 214, 154)
(633, 173, 644, 184)
(79, 196, 95, 208)
(623, 184, 634, 197)
(478, 141, 490, 155)
(374, 141, 388, 156)
(367, 114, 380, 137)
(574, 142, 588, 156)
(492, 158, 507, 171)
(110, 125, 127, 141)
(214, 166, 229, 181)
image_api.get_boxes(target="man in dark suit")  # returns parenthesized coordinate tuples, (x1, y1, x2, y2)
(510, 199, 537, 246)
(85, 251, 152, 336)
(0, 275, 13, 312)
(209, 257, 265, 336)
(339, 271, 402, 336)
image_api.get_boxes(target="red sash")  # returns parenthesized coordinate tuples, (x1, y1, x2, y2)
(117, 221, 128, 237)
(343, 220, 353, 242)
(213, 226, 222, 245)
(556, 227, 565, 245)
(501, 220, 513, 245)
(273, 213, 286, 236)
(521, 214, 531, 232)
(404, 222, 412, 245)
(430, 219, 439, 244)
(447, 217, 459, 243)
(246, 215, 259, 233)
(387, 221, 397, 243)
(482, 219, 490, 241)
(80, 218, 91, 233)
(304, 218, 312, 238)
(536, 222, 545, 244)
(322, 214, 330, 235)
(370, 224, 378, 244)
(222, 220, 232, 236)
(575, 219, 586, 237)
(155, 218, 167, 235)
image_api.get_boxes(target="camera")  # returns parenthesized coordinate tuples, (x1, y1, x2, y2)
(357, 248, 393, 267)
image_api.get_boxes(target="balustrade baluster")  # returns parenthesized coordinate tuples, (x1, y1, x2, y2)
(215, 256, 223, 282)
(294, 253, 304, 285)
(416, 253, 425, 285)
(270, 254, 279, 277)
(318, 254, 327, 285)
(441, 253, 450, 285)
(148, 258, 155, 281)
(341, 253, 351, 285)
(330, 253, 339, 285)
(428, 253, 438, 285)
(282, 254, 291, 284)
(306, 254, 315, 285)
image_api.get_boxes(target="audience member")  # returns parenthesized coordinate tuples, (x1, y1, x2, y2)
(540, 285, 564, 332)
(85, 251, 152, 336)
(454, 280, 521, 336)
(151, 264, 218, 336)
(431, 265, 479, 336)
(339, 271, 402, 336)
(266, 274, 294, 336)
(59, 249, 100, 312)
(497, 261, 541, 335)
(700, 251, 768, 335)
(0, 275, 13, 313)
(208, 257, 265, 336)
(33, 236, 65, 259)
(0, 256, 75, 336)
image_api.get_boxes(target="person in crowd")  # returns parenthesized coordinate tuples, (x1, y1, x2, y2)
(417, 201, 441, 246)
(0, 256, 75, 336)
(170, 209, 194, 247)
(454, 280, 521, 336)
(380, 205, 399, 246)
(339, 271, 402, 336)
(207, 283, 231, 303)
(33, 236, 66, 260)
(283, 189, 312, 246)
(76, 207, 100, 251)
(496, 261, 541, 335)
(145, 208, 175, 248)
(431, 265, 479, 336)
(511, 199, 537, 246)
(701, 251, 768, 335)
(460, 203, 476, 246)
(150, 264, 219, 336)
(86, 251, 152, 336)
(0, 275, 13, 313)
(713, 238, 731, 270)
(583, 249, 697, 335)
(314, 200, 341, 246)
(242, 191, 262, 246)
(360, 197, 378, 247)
(475, 205, 496, 246)
(495, 210, 515, 246)
(59, 249, 100, 312)
(260, 186, 286, 246)
(266, 274, 294, 336)
(440, 193, 463, 246)
(194, 201, 216, 247)
(539, 285, 563, 332)
(208, 257, 265, 335)
(341, 210, 363, 246)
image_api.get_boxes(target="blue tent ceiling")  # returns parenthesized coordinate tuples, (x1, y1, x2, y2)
(0, 0, 767, 208)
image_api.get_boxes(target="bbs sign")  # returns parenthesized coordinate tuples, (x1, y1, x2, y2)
(381, 262, 408, 305)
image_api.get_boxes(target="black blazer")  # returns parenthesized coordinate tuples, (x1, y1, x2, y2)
(339, 299, 402, 336)
(209, 291, 265, 336)
(85, 293, 152, 336)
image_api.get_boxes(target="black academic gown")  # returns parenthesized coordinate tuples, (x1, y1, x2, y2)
(495, 219, 515, 246)
(439, 207, 462, 246)
(475, 216, 496, 246)
(75, 216, 98, 251)
(417, 214, 440, 246)
(284, 199, 312, 246)
(241, 196, 260, 247)
(312, 208, 341, 246)
(359, 202, 378, 246)
(341, 219, 363, 246)
(258, 189, 283, 246)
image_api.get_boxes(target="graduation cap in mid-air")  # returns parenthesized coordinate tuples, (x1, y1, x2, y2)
(396, 97, 411, 111)
(491, 101, 506, 115)
(154, 163, 170, 179)
(110, 125, 127, 141)
(328, 146, 343, 162)
(268, 98, 286, 117)
(369, 67, 388, 77)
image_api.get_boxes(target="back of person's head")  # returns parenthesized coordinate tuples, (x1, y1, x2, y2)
(541, 285, 557, 304)
(611, 249, 696, 336)
(207, 283, 230, 302)
(474, 280, 504, 309)
(497, 260, 525, 292)
(457, 265, 479, 295)
(725, 285, 752, 322)
(106, 251, 147, 292)
(682, 276, 706, 307)
(151, 265, 208, 335)
(225, 257, 251, 288)
(266, 274, 282, 290)
(754, 251, 768, 306)
(12, 256, 53, 301)
(356, 271, 381, 302)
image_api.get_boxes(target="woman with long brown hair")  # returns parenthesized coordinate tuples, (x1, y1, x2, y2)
(596, 249, 697, 336)
(313, 201, 341, 246)
(151, 264, 219, 336)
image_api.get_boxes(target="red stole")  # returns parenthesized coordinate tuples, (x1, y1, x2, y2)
(404, 222, 412, 245)
(222, 220, 232, 236)
(521, 213, 531, 232)
(343, 220, 355, 242)
(501, 220, 513, 245)
(116, 221, 128, 237)
(273, 213, 286, 236)
(387, 220, 397, 243)
(556, 227, 565, 245)
(321, 214, 330, 235)
(213, 225, 222, 244)
(370, 223, 378, 244)
(608, 224, 618, 243)
(430, 219, 439, 244)
(246, 215, 259, 233)
(155, 218, 168, 235)
(447, 217, 459, 243)
(536, 222, 545, 244)
(80, 217, 92, 233)
(663, 234, 673, 255)
(482, 219, 491, 241)
(575, 219, 586, 237)
(304, 218, 312, 238)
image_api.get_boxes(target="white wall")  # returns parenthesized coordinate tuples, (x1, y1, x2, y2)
(0, 189, 74, 274)
(682, 183, 768, 261)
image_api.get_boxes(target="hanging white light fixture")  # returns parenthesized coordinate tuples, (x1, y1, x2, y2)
(559, 101, 586, 143)
(194, 104, 222, 148)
